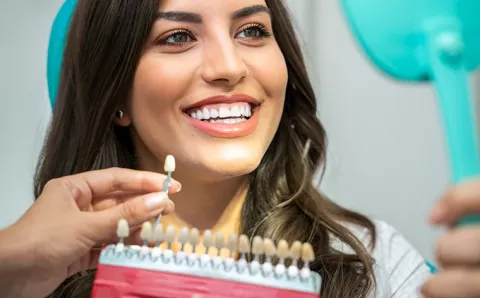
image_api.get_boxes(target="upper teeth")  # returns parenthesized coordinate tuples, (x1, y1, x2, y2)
(190, 105, 252, 120)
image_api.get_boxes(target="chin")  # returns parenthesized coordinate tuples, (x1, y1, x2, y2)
(207, 159, 260, 177)
(190, 147, 264, 181)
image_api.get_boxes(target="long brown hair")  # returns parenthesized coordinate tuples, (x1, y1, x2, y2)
(35, 0, 377, 297)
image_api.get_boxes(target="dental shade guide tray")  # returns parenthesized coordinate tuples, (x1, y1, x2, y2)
(340, 0, 480, 225)
(90, 156, 322, 298)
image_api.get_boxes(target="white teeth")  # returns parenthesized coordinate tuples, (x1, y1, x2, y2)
(219, 107, 231, 118)
(210, 108, 219, 118)
(208, 118, 247, 124)
(202, 107, 210, 119)
(189, 105, 252, 121)
(231, 106, 241, 117)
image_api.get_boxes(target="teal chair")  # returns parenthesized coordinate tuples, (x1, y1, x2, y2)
(47, 0, 77, 109)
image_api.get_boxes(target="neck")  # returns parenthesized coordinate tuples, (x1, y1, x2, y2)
(136, 153, 248, 230)
(171, 170, 248, 230)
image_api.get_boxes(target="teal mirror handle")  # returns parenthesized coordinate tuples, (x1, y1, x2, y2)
(426, 20, 480, 225)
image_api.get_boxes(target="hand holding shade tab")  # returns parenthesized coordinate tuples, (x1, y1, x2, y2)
(340, 0, 480, 225)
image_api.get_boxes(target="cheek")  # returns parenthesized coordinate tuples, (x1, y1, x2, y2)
(130, 53, 193, 118)
(247, 45, 288, 119)
(128, 53, 196, 159)
(265, 50, 289, 101)
(250, 46, 287, 95)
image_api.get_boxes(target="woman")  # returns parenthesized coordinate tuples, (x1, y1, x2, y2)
(3, 0, 478, 297)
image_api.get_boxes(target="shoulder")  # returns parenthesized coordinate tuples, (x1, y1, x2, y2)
(335, 219, 432, 297)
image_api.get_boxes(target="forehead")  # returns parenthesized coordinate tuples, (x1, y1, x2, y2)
(158, 0, 268, 15)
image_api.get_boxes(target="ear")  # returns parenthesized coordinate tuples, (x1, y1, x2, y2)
(114, 110, 132, 127)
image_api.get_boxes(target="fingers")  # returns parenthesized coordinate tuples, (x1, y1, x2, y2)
(425, 179, 480, 298)
(421, 268, 480, 298)
(87, 191, 174, 242)
(91, 191, 154, 212)
(435, 227, 480, 267)
(47, 168, 181, 210)
(90, 193, 134, 212)
(429, 178, 480, 226)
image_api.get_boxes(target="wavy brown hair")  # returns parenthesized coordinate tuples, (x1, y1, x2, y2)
(35, 0, 377, 297)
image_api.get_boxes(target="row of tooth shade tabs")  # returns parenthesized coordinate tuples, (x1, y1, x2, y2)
(114, 219, 315, 279)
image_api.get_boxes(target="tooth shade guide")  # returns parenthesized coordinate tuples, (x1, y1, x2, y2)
(124, 224, 314, 263)
(164, 155, 175, 172)
(151, 234, 237, 259)
(100, 228, 322, 297)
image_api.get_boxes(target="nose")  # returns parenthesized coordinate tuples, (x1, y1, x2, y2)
(200, 40, 248, 86)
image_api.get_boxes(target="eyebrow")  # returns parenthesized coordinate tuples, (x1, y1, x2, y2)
(232, 5, 271, 20)
(156, 5, 271, 23)
(156, 11, 202, 23)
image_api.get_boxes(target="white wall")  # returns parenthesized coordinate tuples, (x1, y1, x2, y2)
(0, 0, 58, 228)
(2, 0, 478, 264)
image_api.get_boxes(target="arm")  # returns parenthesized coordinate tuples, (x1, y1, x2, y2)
(0, 225, 36, 298)
(0, 226, 29, 298)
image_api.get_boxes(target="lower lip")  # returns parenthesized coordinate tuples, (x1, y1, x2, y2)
(185, 107, 260, 138)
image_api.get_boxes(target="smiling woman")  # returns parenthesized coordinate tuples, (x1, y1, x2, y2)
(127, 0, 288, 182)
(38, 0, 430, 297)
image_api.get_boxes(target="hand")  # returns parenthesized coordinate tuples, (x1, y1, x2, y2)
(0, 167, 181, 298)
(421, 179, 480, 298)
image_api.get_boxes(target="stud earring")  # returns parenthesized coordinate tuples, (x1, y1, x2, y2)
(116, 110, 124, 119)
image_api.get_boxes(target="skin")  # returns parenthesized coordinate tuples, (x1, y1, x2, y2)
(116, 0, 288, 229)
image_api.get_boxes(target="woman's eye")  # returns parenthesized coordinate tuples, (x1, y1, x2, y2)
(236, 24, 271, 39)
(238, 27, 261, 38)
(158, 30, 196, 47)
(165, 32, 193, 44)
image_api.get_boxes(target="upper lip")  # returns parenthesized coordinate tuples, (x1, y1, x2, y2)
(182, 94, 261, 111)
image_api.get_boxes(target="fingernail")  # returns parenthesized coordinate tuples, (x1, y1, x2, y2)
(144, 192, 169, 210)
(173, 181, 181, 192)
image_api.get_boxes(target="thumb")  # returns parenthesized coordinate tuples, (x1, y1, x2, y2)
(89, 192, 174, 241)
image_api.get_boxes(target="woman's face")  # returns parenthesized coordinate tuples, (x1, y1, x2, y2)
(129, 0, 288, 180)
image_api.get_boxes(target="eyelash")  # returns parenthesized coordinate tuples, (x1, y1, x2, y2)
(239, 23, 272, 39)
(158, 29, 195, 47)
(158, 23, 272, 48)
